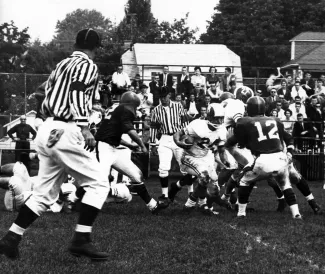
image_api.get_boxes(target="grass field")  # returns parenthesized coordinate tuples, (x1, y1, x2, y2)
(1, 174, 325, 274)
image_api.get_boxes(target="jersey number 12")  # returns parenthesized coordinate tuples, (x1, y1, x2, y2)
(254, 121, 279, 142)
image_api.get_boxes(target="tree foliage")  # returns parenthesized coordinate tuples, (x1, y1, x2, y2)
(0, 21, 30, 72)
(200, 0, 325, 72)
(54, 9, 114, 42)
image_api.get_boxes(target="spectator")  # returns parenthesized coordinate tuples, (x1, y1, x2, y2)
(174, 93, 186, 109)
(306, 98, 322, 136)
(220, 67, 236, 92)
(282, 109, 295, 135)
(170, 76, 178, 100)
(197, 94, 212, 112)
(111, 65, 131, 101)
(159, 66, 173, 89)
(7, 115, 37, 174)
(207, 81, 223, 103)
(136, 84, 153, 117)
(275, 101, 285, 120)
(149, 75, 160, 107)
(320, 74, 325, 85)
(289, 96, 306, 118)
(186, 93, 199, 119)
(194, 106, 208, 120)
(277, 80, 291, 101)
(285, 74, 294, 90)
(291, 80, 308, 103)
(266, 68, 282, 92)
(177, 66, 192, 101)
(270, 109, 278, 118)
(191, 66, 206, 94)
(300, 71, 315, 97)
(265, 88, 280, 115)
(99, 81, 112, 109)
(292, 113, 316, 151)
(131, 74, 143, 92)
(313, 79, 325, 97)
(206, 66, 220, 88)
(254, 89, 263, 97)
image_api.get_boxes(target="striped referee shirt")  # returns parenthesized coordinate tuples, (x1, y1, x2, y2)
(41, 51, 99, 126)
(150, 101, 188, 143)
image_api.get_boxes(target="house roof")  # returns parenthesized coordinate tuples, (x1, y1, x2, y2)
(131, 43, 240, 67)
(290, 32, 325, 42)
(282, 42, 325, 70)
(3, 110, 36, 128)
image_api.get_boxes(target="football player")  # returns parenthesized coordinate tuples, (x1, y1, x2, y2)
(95, 91, 169, 214)
(173, 103, 229, 215)
(219, 92, 287, 210)
(0, 162, 132, 212)
(226, 96, 302, 219)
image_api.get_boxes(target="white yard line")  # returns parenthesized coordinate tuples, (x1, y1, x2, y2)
(228, 223, 325, 272)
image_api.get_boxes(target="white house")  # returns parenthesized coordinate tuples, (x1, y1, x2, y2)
(0, 110, 37, 150)
(121, 43, 243, 84)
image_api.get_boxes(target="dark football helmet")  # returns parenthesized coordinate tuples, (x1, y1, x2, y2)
(246, 96, 266, 117)
(120, 91, 141, 107)
(235, 86, 254, 103)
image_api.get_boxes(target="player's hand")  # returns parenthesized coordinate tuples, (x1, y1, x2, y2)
(81, 126, 96, 152)
(140, 145, 148, 154)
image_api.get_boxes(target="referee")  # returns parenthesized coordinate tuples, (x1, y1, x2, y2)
(150, 87, 194, 203)
(0, 29, 110, 261)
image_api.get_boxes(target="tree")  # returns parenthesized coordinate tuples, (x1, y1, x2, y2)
(157, 13, 198, 44)
(200, 0, 325, 73)
(54, 9, 114, 43)
(116, 0, 160, 43)
(0, 21, 30, 72)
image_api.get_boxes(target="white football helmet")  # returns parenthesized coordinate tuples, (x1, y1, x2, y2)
(207, 103, 225, 128)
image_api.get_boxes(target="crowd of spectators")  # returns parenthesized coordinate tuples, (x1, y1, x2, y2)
(263, 71, 325, 153)
(96, 66, 325, 153)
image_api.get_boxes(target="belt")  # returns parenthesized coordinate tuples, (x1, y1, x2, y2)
(53, 117, 73, 123)
(164, 133, 175, 136)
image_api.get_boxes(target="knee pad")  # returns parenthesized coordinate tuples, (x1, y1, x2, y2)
(110, 183, 132, 203)
(13, 162, 29, 180)
(159, 170, 169, 178)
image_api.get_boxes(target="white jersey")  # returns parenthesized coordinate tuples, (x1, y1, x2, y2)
(223, 99, 245, 128)
(183, 119, 227, 158)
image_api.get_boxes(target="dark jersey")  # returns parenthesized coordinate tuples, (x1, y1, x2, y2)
(95, 104, 135, 147)
(234, 116, 291, 155)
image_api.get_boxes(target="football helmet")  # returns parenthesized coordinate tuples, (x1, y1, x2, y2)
(246, 96, 266, 117)
(120, 91, 141, 108)
(235, 86, 254, 103)
(219, 92, 235, 102)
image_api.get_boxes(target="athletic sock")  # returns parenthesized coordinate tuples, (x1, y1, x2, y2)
(77, 203, 100, 228)
(295, 178, 312, 198)
(9, 204, 39, 236)
(132, 183, 152, 204)
(162, 187, 168, 197)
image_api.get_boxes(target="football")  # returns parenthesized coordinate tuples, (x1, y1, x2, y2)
(181, 135, 195, 145)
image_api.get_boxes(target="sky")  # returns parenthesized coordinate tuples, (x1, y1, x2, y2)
(0, 0, 218, 43)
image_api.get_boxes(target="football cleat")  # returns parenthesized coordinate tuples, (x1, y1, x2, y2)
(158, 195, 170, 206)
(151, 200, 169, 215)
(0, 231, 21, 260)
(182, 205, 196, 214)
(308, 199, 321, 214)
(293, 214, 303, 220)
(69, 234, 109, 261)
(198, 204, 218, 216)
(276, 198, 287, 213)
